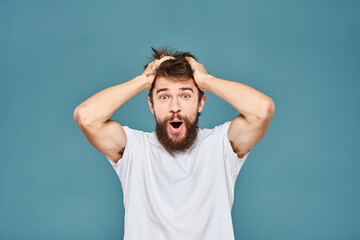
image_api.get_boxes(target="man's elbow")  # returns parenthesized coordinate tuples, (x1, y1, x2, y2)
(74, 106, 92, 127)
(258, 98, 275, 120)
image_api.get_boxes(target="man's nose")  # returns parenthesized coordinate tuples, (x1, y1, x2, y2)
(169, 98, 181, 113)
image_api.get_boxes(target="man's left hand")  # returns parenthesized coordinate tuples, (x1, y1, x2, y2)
(186, 57, 210, 91)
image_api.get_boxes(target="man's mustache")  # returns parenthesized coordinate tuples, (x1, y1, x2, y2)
(170, 113, 183, 121)
(156, 113, 186, 125)
(163, 113, 184, 122)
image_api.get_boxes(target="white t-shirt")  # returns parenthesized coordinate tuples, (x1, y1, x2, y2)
(106, 121, 251, 240)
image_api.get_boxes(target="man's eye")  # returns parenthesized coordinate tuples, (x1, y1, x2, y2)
(160, 95, 168, 100)
(182, 94, 190, 99)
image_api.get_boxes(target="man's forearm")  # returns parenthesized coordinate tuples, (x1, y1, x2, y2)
(203, 75, 274, 119)
(74, 75, 148, 125)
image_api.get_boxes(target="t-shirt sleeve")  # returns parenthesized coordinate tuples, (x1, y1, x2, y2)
(217, 121, 251, 177)
(105, 126, 134, 175)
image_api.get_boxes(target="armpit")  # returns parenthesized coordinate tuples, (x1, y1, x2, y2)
(117, 147, 125, 159)
(229, 140, 249, 159)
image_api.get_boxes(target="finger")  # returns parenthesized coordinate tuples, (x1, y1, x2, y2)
(157, 56, 175, 63)
(147, 62, 156, 70)
(185, 57, 198, 69)
(147, 56, 176, 72)
(185, 57, 198, 66)
(153, 56, 175, 68)
(185, 56, 196, 62)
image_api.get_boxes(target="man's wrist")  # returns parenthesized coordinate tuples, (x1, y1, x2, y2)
(199, 74, 215, 92)
(136, 74, 153, 91)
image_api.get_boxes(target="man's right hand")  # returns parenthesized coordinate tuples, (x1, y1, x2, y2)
(141, 55, 175, 90)
(74, 55, 175, 164)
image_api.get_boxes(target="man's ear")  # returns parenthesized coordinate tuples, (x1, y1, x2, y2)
(148, 97, 154, 114)
(198, 94, 205, 113)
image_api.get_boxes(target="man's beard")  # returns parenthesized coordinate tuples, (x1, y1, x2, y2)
(155, 113, 199, 155)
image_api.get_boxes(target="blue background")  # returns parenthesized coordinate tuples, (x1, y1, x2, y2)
(1, 0, 359, 239)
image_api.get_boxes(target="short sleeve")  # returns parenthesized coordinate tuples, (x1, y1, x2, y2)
(217, 121, 251, 177)
(105, 126, 134, 173)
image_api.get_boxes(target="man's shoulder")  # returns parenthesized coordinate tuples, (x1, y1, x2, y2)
(197, 121, 232, 140)
(199, 121, 231, 133)
(122, 126, 153, 135)
(122, 126, 158, 146)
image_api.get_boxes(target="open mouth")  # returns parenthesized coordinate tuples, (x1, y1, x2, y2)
(170, 121, 183, 129)
(168, 117, 184, 134)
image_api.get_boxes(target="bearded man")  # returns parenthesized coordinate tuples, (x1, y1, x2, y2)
(74, 47, 275, 240)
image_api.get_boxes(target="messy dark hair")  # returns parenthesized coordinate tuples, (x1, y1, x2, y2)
(144, 46, 205, 104)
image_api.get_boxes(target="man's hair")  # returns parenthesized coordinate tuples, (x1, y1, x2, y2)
(145, 46, 205, 104)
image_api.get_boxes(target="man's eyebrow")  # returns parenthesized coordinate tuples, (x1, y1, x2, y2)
(156, 88, 169, 94)
(180, 87, 194, 92)
(156, 87, 194, 94)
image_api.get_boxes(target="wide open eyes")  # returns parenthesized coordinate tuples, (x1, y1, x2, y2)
(182, 94, 190, 99)
(159, 94, 191, 100)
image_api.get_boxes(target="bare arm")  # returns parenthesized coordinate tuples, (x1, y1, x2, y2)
(186, 57, 275, 158)
(74, 56, 174, 163)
